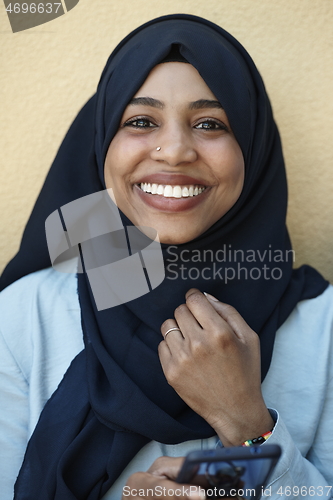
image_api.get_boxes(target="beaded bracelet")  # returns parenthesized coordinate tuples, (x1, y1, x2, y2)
(242, 429, 273, 447)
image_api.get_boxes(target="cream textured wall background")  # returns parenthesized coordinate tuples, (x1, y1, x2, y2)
(0, 0, 332, 280)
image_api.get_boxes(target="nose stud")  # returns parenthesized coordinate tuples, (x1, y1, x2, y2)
(156, 146, 161, 151)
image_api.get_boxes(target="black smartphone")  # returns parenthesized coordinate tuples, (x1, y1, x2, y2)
(176, 444, 281, 499)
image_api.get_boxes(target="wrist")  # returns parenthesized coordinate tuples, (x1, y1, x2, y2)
(213, 407, 274, 447)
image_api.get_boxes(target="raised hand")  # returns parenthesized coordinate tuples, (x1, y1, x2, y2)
(158, 289, 274, 447)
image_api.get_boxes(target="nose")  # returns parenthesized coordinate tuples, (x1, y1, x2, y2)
(150, 124, 197, 166)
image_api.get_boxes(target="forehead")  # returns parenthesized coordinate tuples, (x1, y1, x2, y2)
(133, 62, 218, 102)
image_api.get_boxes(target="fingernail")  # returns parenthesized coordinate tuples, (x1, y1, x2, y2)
(203, 292, 219, 302)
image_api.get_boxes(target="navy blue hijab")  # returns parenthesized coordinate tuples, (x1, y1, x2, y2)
(0, 14, 327, 500)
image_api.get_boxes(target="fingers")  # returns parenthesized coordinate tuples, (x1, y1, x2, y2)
(148, 456, 185, 479)
(160, 289, 256, 356)
(159, 319, 185, 363)
(160, 290, 234, 349)
(183, 289, 234, 337)
(161, 318, 185, 348)
(174, 303, 202, 336)
(186, 289, 256, 341)
(203, 292, 256, 341)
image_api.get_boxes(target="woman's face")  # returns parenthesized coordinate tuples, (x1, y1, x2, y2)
(104, 62, 244, 244)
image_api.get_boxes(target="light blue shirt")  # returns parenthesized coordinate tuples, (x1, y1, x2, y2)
(0, 268, 332, 499)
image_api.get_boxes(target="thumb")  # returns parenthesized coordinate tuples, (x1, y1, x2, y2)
(148, 456, 185, 480)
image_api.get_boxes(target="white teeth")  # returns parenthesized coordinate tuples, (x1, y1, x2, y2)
(164, 185, 173, 197)
(173, 186, 182, 198)
(139, 183, 206, 198)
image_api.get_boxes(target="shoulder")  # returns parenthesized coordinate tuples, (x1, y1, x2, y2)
(0, 268, 82, 381)
(0, 267, 80, 340)
(269, 284, 333, 383)
(282, 283, 333, 342)
(298, 282, 333, 314)
(0, 266, 79, 313)
(263, 285, 333, 461)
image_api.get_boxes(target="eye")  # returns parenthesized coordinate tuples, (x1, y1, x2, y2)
(123, 117, 157, 129)
(194, 119, 229, 132)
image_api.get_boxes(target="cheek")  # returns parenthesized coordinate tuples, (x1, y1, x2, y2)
(104, 135, 149, 189)
(214, 141, 245, 192)
(229, 155, 245, 191)
(104, 140, 130, 189)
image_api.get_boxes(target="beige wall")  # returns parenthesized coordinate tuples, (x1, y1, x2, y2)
(1, 0, 332, 281)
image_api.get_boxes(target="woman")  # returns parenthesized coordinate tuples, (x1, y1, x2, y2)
(0, 14, 332, 500)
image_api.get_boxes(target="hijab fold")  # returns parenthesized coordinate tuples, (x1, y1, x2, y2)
(0, 14, 327, 500)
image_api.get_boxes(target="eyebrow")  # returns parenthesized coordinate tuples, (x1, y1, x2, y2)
(128, 97, 223, 110)
(188, 99, 223, 110)
(129, 97, 164, 109)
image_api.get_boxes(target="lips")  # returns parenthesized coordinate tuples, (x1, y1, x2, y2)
(133, 173, 211, 212)
(134, 183, 210, 212)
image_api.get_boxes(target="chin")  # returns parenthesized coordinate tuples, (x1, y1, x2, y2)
(158, 232, 200, 245)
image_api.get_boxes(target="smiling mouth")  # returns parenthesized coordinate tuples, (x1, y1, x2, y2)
(138, 183, 207, 199)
